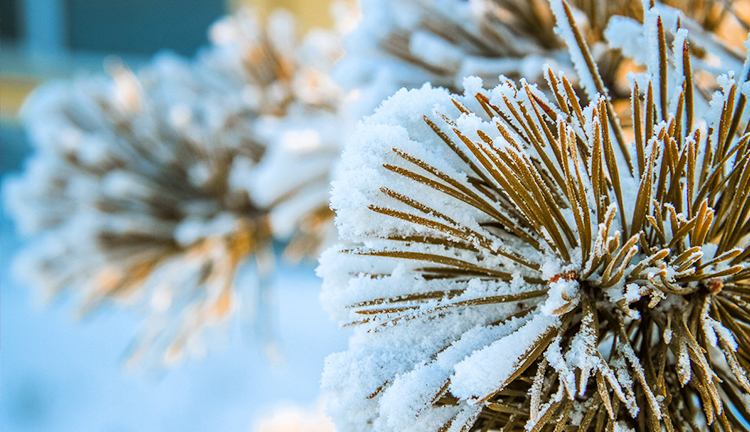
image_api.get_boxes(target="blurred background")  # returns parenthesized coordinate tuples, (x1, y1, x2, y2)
(1, 0, 348, 430)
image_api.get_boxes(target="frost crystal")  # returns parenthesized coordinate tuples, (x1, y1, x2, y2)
(4, 8, 343, 367)
(320, 4, 750, 431)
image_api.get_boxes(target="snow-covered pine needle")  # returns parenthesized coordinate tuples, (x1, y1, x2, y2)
(605, 0, 750, 116)
(4, 8, 343, 368)
(320, 3, 750, 431)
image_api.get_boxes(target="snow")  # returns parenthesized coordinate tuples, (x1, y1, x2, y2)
(702, 299, 738, 351)
(550, 0, 599, 99)
(322, 309, 501, 431)
(450, 313, 558, 402)
(7, 2, 750, 432)
(540, 279, 579, 316)
(613, 422, 635, 432)
(236, 112, 342, 240)
(604, 16, 648, 66)
(378, 316, 531, 428)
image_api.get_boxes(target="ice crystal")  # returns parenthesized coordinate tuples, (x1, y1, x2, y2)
(320, 3, 750, 431)
(4, 8, 343, 367)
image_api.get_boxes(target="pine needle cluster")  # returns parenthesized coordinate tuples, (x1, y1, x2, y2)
(5, 9, 342, 367)
(336, 0, 747, 119)
(321, 2, 750, 431)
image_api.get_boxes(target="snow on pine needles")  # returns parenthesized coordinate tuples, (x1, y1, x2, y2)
(336, 0, 749, 124)
(4, 8, 344, 368)
(320, 3, 750, 431)
(338, 0, 640, 95)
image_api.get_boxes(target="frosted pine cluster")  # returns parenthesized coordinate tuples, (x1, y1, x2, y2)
(336, 0, 749, 119)
(6, 0, 750, 429)
(4, 9, 343, 367)
(320, 2, 750, 431)
(336, 0, 653, 117)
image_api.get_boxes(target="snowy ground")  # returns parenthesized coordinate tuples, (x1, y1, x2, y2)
(1, 122, 349, 431)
